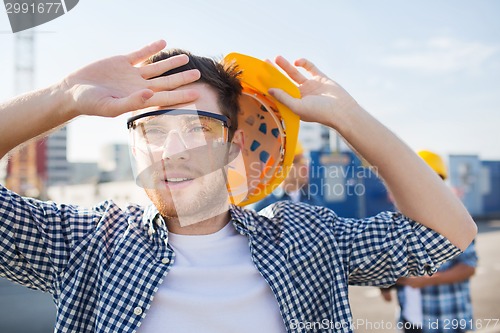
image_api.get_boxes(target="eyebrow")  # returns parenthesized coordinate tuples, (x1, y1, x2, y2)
(127, 109, 231, 129)
(143, 114, 203, 128)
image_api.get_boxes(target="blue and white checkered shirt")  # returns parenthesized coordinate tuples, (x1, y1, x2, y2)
(0, 185, 461, 332)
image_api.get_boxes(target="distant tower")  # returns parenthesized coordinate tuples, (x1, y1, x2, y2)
(5, 30, 69, 198)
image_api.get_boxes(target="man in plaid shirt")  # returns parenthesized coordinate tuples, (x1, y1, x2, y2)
(395, 242, 477, 333)
(0, 40, 476, 332)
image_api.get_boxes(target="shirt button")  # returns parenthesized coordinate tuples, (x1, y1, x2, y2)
(247, 225, 256, 232)
(134, 306, 143, 316)
(161, 258, 170, 264)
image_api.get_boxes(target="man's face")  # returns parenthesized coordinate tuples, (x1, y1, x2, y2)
(130, 83, 238, 225)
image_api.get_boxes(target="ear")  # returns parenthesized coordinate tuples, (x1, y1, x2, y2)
(229, 129, 245, 159)
(231, 129, 245, 148)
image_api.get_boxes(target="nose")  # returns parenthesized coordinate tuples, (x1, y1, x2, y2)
(161, 130, 190, 160)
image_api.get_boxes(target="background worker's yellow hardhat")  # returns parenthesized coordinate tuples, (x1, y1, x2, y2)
(417, 150, 448, 180)
(223, 53, 301, 206)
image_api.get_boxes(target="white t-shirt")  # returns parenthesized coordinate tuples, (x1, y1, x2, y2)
(402, 286, 423, 326)
(138, 222, 286, 333)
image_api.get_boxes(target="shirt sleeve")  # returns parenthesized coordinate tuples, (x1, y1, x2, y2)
(331, 210, 463, 287)
(450, 239, 478, 268)
(0, 185, 101, 293)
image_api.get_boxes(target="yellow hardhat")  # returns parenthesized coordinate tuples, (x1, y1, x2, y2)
(417, 150, 448, 180)
(223, 53, 301, 206)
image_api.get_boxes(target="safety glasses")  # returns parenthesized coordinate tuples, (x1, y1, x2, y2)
(127, 109, 231, 153)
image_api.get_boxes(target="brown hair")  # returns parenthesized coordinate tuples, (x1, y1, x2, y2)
(146, 49, 242, 139)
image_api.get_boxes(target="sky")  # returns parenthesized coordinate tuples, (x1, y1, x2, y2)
(0, 0, 499, 162)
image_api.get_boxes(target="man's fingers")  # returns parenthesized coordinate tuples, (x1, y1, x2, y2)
(105, 88, 199, 116)
(146, 69, 200, 91)
(145, 89, 199, 108)
(127, 40, 167, 65)
(268, 88, 301, 111)
(105, 89, 155, 116)
(275, 55, 307, 85)
(295, 58, 326, 77)
(139, 54, 191, 79)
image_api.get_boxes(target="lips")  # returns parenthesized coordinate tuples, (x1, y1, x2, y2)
(163, 172, 196, 190)
(166, 177, 193, 183)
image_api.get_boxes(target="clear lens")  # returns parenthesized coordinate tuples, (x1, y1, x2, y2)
(128, 110, 231, 188)
(131, 113, 228, 153)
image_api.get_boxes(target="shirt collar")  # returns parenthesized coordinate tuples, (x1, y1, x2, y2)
(229, 204, 262, 235)
(142, 204, 161, 228)
(141, 203, 260, 237)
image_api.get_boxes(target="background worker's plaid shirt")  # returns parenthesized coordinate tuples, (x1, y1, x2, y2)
(396, 241, 478, 333)
(0, 185, 461, 332)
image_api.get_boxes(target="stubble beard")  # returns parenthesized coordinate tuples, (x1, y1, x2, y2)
(146, 169, 230, 226)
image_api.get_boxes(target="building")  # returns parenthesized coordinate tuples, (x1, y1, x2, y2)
(306, 152, 500, 219)
(298, 121, 350, 154)
(481, 160, 500, 216)
(6, 140, 47, 198)
(46, 127, 70, 186)
(298, 122, 326, 152)
(98, 143, 133, 182)
(6, 127, 69, 198)
(68, 162, 100, 184)
(448, 155, 500, 218)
